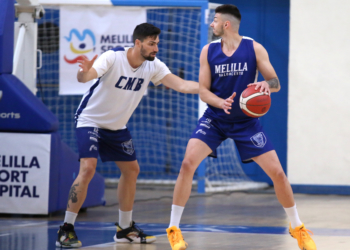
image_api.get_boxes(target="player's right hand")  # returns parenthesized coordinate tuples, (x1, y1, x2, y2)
(77, 55, 98, 73)
(221, 92, 236, 114)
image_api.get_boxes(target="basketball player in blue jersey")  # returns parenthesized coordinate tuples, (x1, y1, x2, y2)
(166, 5, 317, 250)
(55, 23, 199, 248)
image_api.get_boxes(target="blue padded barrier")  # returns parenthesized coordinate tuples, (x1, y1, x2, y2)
(0, 74, 59, 133)
(0, 0, 14, 74)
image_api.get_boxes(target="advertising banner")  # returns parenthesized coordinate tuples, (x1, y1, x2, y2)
(0, 133, 51, 214)
(59, 6, 147, 95)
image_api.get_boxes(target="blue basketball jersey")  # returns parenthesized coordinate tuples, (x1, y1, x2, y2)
(204, 37, 258, 122)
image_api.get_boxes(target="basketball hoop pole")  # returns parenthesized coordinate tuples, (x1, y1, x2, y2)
(13, 0, 45, 94)
(12, 24, 26, 76)
(197, 4, 209, 193)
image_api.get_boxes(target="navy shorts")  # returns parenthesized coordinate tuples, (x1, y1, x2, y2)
(75, 127, 137, 162)
(191, 116, 274, 163)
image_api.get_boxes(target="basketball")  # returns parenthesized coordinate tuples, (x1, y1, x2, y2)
(239, 86, 271, 118)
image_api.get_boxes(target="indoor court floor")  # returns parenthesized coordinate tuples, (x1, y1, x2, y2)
(1, 186, 350, 250)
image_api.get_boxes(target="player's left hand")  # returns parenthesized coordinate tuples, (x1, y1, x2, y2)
(221, 92, 236, 114)
(247, 81, 270, 95)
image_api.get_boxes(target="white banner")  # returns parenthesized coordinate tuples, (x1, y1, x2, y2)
(0, 133, 51, 214)
(59, 6, 147, 95)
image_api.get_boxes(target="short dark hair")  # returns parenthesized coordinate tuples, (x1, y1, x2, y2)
(133, 23, 161, 44)
(215, 4, 241, 21)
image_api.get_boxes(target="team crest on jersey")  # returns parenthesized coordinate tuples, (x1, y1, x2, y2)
(122, 139, 135, 155)
(250, 132, 267, 148)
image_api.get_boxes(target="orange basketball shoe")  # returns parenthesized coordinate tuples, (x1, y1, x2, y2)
(289, 223, 317, 250)
(166, 226, 188, 250)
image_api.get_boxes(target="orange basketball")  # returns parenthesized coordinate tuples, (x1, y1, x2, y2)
(239, 86, 271, 118)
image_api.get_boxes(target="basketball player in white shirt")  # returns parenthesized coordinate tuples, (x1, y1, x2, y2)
(56, 23, 199, 248)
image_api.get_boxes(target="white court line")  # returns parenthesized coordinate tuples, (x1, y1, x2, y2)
(10, 222, 48, 228)
(81, 242, 116, 248)
(81, 234, 166, 248)
(0, 234, 10, 237)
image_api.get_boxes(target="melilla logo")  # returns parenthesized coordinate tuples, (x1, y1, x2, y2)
(64, 29, 96, 64)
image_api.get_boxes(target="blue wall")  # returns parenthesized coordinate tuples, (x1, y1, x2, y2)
(210, 1, 290, 184)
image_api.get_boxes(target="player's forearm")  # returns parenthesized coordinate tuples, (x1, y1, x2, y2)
(199, 87, 224, 108)
(182, 80, 199, 94)
(77, 68, 98, 83)
(267, 77, 281, 92)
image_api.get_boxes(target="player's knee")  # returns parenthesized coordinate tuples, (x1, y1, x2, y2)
(120, 164, 140, 179)
(80, 167, 95, 182)
(128, 165, 140, 177)
(180, 158, 197, 175)
(79, 163, 96, 182)
(271, 170, 287, 183)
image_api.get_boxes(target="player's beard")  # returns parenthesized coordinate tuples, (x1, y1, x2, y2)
(213, 25, 224, 37)
(141, 45, 156, 61)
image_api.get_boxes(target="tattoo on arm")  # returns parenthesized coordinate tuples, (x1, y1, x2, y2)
(267, 78, 280, 89)
(67, 183, 79, 208)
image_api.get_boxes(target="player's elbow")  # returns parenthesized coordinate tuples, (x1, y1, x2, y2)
(77, 76, 88, 83)
(77, 75, 84, 83)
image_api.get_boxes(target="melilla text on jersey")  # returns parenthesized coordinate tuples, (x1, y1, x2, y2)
(215, 62, 248, 77)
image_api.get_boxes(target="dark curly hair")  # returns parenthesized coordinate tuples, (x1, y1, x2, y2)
(133, 23, 161, 44)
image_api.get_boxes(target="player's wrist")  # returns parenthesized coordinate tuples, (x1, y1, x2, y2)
(220, 98, 226, 110)
(266, 77, 280, 90)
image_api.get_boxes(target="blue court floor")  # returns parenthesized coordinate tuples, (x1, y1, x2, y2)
(1, 188, 350, 249)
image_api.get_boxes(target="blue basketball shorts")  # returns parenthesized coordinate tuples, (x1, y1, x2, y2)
(190, 116, 274, 163)
(75, 127, 137, 162)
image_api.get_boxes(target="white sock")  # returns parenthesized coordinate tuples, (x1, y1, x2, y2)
(119, 209, 133, 229)
(64, 211, 78, 226)
(169, 205, 184, 228)
(284, 204, 303, 229)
